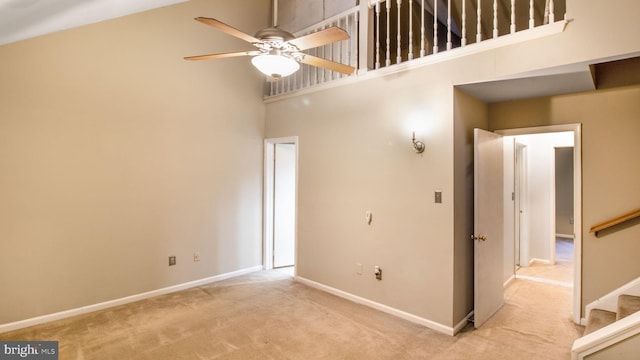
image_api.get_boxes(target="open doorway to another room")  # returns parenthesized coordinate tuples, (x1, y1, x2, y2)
(264, 137, 298, 277)
(509, 132, 574, 286)
(498, 125, 582, 324)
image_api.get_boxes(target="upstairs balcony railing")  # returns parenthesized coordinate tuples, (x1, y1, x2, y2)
(265, 0, 566, 98)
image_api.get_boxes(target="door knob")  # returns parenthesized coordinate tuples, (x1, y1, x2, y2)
(471, 234, 487, 241)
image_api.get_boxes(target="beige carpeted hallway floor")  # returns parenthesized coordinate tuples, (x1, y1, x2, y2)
(516, 238, 574, 285)
(0, 270, 584, 359)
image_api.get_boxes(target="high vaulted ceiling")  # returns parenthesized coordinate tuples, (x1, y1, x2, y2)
(0, 0, 186, 46)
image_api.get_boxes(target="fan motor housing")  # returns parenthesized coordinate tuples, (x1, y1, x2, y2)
(255, 27, 295, 42)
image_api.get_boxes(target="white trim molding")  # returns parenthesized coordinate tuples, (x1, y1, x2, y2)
(263, 137, 299, 271)
(295, 276, 471, 336)
(497, 123, 583, 324)
(265, 20, 569, 103)
(516, 274, 573, 288)
(556, 233, 575, 239)
(572, 311, 640, 360)
(0, 265, 263, 334)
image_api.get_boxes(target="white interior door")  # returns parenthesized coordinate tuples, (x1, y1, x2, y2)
(474, 128, 505, 328)
(273, 143, 296, 268)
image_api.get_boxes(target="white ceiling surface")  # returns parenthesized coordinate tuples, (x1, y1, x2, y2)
(0, 0, 186, 46)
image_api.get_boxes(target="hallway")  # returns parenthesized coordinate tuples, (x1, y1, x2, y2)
(516, 238, 574, 286)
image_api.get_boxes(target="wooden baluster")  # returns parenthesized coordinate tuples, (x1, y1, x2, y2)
(353, 11, 358, 70)
(420, 0, 426, 57)
(529, 0, 534, 29)
(510, 0, 515, 33)
(297, 53, 302, 88)
(320, 36, 325, 83)
(447, 0, 452, 50)
(549, 0, 555, 23)
(314, 46, 319, 85)
(332, 21, 338, 80)
(397, 0, 402, 64)
(386, 0, 391, 67)
(310, 51, 314, 85)
(291, 63, 296, 91)
(493, 0, 498, 38)
(461, 0, 467, 46)
(408, 0, 414, 60)
(303, 56, 308, 89)
(375, 0, 381, 69)
(339, 18, 345, 79)
(476, 0, 482, 43)
(433, 0, 438, 54)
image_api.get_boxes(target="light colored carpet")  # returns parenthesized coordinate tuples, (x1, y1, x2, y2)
(517, 239, 574, 285)
(0, 271, 584, 359)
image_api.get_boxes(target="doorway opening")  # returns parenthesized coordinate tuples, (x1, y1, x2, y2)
(264, 137, 298, 276)
(497, 124, 582, 324)
(510, 133, 574, 286)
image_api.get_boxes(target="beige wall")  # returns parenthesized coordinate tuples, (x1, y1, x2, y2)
(556, 147, 574, 236)
(0, 0, 269, 324)
(266, 0, 640, 330)
(3, 0, 639, 331)
(278, 0, 357, 32)
(489, 85, 640, 312)
(266, 71, 457, 326)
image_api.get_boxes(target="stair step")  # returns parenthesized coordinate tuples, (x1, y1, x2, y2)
(584, 309, 617, 335)
(617, 294, 640, 320)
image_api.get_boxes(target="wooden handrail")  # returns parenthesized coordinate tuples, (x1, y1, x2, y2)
(590, 208, 640, 234)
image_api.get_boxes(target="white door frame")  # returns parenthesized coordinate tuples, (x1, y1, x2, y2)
(514, 142, 529, 268)
(497, 124, 582, 324)
(264, 136, 299, 271)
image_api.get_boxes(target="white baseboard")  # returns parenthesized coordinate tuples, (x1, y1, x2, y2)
(556, 233, 575, 239)
(529, 258, 552, 266)
(504, 274, 516, 288)
(571, 311, 640, 360)
(0, 265, 263, 334)
(515, 274, 573, 288)
(295, 276, 466, 336)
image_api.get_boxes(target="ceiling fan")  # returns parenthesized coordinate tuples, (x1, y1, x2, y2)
(184, 17, 356, 80)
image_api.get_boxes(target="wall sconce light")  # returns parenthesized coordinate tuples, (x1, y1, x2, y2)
(412, 132, 425, 154)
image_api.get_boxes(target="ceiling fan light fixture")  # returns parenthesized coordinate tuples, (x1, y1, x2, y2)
(251, 53, 300, 78)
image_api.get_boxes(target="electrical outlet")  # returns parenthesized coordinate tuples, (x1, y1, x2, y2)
(194, 252, 200, 262)
(169, 256, 176, 266)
